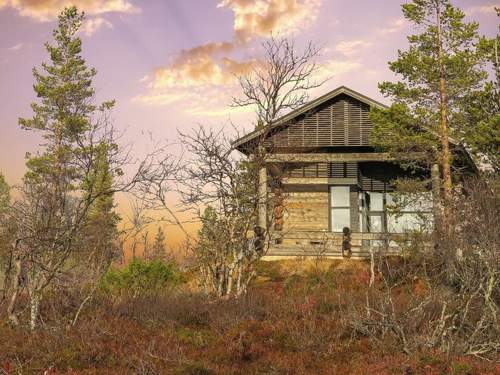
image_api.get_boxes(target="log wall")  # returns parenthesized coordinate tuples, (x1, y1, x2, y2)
(282, 191, 329, 232)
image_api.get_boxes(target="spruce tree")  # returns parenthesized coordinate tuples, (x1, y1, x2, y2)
(83, 142, 120, 274)
(150, 227, 167, 261)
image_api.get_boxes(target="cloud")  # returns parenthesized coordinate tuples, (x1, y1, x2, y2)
(218, 0, 321, 42)
(145, 42, 257, 91)
(134, 41, 260, 110)
(7, 42, 24, 50)
(80, 17, 112, 36)
(0, 0, 140, 22)
(136, 0, 323, 115)
(334, 40, 372, 56)
(465, 4, 498, 15)
(379, 18, 406, 35)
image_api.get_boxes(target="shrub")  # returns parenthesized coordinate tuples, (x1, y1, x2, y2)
(100, 258, 183, 298)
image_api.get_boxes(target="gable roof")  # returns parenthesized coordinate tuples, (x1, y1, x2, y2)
(232, 86, 388, 151)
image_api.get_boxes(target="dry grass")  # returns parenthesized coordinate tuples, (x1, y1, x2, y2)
(0, 259, 497, 375)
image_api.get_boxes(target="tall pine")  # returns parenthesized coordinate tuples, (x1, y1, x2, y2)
(13, 6, 116, 329)
(460, 9, 500, 172)
(370, 0, 488, 209)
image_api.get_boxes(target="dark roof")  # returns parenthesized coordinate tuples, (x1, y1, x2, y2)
(232, 86, 388, 150)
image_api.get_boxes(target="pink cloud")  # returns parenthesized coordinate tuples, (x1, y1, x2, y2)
(0, 0, 140, 22)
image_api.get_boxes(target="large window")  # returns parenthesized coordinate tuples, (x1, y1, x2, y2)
(386, 192, 433, 233)
(330, 186, 351, 232)
(359, 191, 432, 234)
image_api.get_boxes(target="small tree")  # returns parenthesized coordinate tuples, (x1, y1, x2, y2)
(178, 128, 262, 298)
(81, 142, 120, 278)
(149, 226, 167, 261)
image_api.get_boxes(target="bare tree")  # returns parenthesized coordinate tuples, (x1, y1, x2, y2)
(345, 178, 499, 360)
(233, 36, 324, 127)
(4, 120, 171, 329)
(175, 37, 324, 298)
(176, 127, 267, 297)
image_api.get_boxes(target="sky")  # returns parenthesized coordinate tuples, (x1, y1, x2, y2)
(0, 0, 498, 248)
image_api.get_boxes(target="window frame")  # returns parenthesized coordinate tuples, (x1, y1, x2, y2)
(329, 186, 351, 233)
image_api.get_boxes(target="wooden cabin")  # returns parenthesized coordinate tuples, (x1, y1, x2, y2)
(233, 86, 473, 259)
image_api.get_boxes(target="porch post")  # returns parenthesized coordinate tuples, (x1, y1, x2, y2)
(258, 165, 267, 229)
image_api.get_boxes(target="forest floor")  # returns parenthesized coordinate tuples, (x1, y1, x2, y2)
(0, 259, 498, 374)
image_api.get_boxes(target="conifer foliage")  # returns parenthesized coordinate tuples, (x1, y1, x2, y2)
(7, 7, 120, 329)
(369, 0, 488, 205)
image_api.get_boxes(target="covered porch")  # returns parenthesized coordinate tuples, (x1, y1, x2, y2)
(257, 152, 434, 259)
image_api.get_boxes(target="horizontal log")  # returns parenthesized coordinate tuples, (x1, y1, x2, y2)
(265, 152, 424, 163)
(282, 177, 358, 185)
(271, 231, 403, 240)
(265, 245, 400, 258)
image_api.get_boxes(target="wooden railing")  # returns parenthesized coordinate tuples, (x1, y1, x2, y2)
(265, 231, 402, 259)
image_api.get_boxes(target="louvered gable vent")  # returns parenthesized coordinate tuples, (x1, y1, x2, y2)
(265, 94, 374, 148)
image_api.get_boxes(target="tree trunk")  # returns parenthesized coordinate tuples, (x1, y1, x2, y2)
(369, 247, 375, 288)
(6, 250, 22, 326)
(436, 2, 453, 215)
(431, 163, 442, 232)
(29, 290, 40, 330)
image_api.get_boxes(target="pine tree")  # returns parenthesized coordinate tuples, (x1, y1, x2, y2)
(20, 7, 114, 195)
(11, 6, 116, 329)
(150, 226, 167, 261)
(460, 9, 500, 172)
(370, 0, 488, 207)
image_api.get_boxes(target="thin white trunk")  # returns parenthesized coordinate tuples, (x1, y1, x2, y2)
(7, 257, 22, 325)
(29, 291, 40, 330)
(369, 247, 375, 288)
(6, 244, 22, 326)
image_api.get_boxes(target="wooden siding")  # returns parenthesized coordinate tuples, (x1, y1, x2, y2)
(279, 187, 359, 233)
(265, 94, 372, 148)
(282, 191, 329, 232)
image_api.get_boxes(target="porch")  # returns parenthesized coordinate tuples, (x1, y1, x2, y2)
(265, 231, 402, 259)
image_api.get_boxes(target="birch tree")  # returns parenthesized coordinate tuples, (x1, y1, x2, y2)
(233, 36, 323, 128)
(178, 128, 266, 297)
(180, 37, 324, 297)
